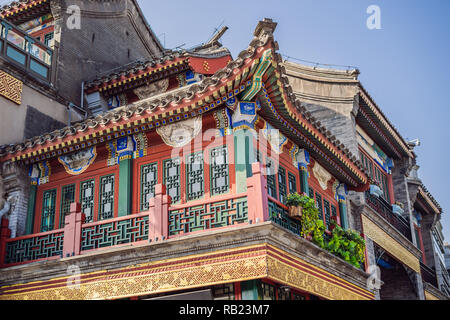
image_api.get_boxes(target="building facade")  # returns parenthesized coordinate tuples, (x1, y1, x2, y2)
(0, 2, 447, 301)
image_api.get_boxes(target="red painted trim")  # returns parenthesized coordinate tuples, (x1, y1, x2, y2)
(34, 155, 120, 233)
(414, 224, 426, 264)
(189, 56, 232, 76)
(234, 282, 241, 300)
(133, 116, 236, 214)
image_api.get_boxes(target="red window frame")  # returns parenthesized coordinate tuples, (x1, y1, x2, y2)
(307, 159, 341, 231)
(253, 135, 301, 209)
(34, 161, 119, 234)
(132, 130, 236, 214)
(414, 223, 427, 264)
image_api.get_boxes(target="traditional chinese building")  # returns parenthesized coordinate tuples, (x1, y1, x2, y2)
(0, 2, 447, 301)
(283, 58, 449, 300)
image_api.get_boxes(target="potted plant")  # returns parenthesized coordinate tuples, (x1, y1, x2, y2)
(326, 221, 366, 268)
(285, 193, 304, 220)
(392, 202, 405, 215)
(284, 193, 326, 249)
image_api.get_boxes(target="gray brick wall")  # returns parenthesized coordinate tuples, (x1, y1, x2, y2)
(52, 0, 164, 106)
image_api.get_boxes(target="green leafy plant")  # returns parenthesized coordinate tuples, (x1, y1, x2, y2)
(285, 193, 325, 248)
(326, 221, 366, 268)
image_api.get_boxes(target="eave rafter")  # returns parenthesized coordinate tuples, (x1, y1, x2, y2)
(417, 185, 442, 215)
(0, 0, 50, 23)
(248, 49, 368, 187)
(357, 88, 414, 160)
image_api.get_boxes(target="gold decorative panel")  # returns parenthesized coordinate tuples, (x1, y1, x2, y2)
(362, 215, 420, 273)
(0, 70, 23, 105)
(266, 245, 374, 300)
(0, 244, 374, 301)
(424, 290, 440, 301)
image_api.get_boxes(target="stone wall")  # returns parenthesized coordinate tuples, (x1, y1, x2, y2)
(1, 162, 31, 238)
(51, 0, 164, 106)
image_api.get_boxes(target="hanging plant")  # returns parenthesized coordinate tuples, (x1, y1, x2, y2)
(285, 193, 325, 249)
(326, 221, 366, 268)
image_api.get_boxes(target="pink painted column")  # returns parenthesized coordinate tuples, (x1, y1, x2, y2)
(247, 163, 269, 224)
(0, 218, 11, 267)
(148, 184, 171, 242)
(63, 203, 86, 258)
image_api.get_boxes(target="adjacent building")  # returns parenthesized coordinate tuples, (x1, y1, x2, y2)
(0, 1, 447, 301)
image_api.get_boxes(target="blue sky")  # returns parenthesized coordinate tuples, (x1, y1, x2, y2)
(139, 0, 450, 239)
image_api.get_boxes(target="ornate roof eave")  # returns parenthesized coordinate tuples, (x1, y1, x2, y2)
(84, 51, 232, 96)
(251, 53, 368, 187)
(357, 84, 414, 160)
(0, 0, 51, 24)
(0, 18, 368, 190)
(417, 184, 442, 215)
(0, 25, 271, 163)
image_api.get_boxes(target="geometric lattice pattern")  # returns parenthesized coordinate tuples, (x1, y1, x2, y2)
(41, 189, 56, 233)
(186, 152, 204, 201)
(140, 163, 158, 212)
(288, 172, 297, 194)
(98, 174, 115, 221)
(269, 200, 302, 236)
(266, 158, 277, 200)
(80, 180, 95, 223)
(81, 214, 149, 252)
(59, 184, 75, 229)
(169, 197, 248, 236)
(163, 158, 181, 204)
(278, 166, 287, 204)
(0, 70, 23, 105)
(210, 146, 229, 196)
(4, 230, 64, 265)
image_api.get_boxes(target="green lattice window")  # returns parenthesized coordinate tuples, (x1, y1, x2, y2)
(41, 189, 57, 232)
(44, 32, 54, 47)
(323, 199, 331, 230)
(309, 187, 315, 199)
(186, 152, 204, 201)
(164, 158, 181, 204)
(278, 166, 287, 204)
(315, 192, 324, 221)
(266, 158, 277, 199)
(288, 172, 297, 194)
(140, 163, 158, 211)
(210, 146, 229, 196)
(59, 184, 75, 228)
(80, 179, 95, 223)
(98, 174, 115, 221)
(331, 205, 337, 227)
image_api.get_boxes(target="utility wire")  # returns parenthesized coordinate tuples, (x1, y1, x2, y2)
(281, 53, 359, 71)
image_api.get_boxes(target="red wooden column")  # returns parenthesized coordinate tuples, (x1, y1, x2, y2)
(247, 163, 269, 224)
(0, 218, 11, 267)
(148, 184, 171, 242)
(63, 203, 86, 258)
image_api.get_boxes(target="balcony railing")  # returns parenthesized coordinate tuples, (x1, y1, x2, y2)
(421, 261, 438, 288)
(365, 192, 412, 242)
(0, 17, 53, 82)
(268, 198, 302, 237)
